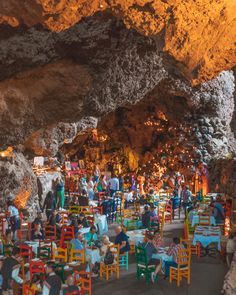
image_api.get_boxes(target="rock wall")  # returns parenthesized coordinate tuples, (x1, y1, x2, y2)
(0, 1, 236, 84)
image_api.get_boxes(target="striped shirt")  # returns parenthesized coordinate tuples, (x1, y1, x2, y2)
(167, 243, 185, 263)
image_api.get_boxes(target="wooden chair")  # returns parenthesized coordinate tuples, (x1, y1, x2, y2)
(29, 261, 45, 280)
(69, 205, 80, 215)
(65, 290, 82, 295)
(123, 209, 133, 219)
(199, 214, 211, 226)
(53, 247, 68, 262)
(38, 239, 53, 259)
(74, 271, 91, 295)
(19, 245, 33, 261)
(183, 223, 200, 257)
(45, 225, 57, 241)
(129, 241, 136, 254)
(69, 248, 85, 263)
(119, 251, 129, 270)
(60, 226, 74, 248)
(169, 247, 191, 287)
(134, 203, 141, 214)
(23, 284, 35, 295)
(100, 244, 120, 280)
(165, 202, 172, 224)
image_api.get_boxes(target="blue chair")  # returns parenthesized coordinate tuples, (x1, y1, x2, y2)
(119, 251, 129, 270)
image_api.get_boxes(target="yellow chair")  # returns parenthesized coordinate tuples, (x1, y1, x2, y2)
(78, 206, 93, 215)
(134, 203, 141, 214)
(69, 248, 85, 263)
(100, 244, 120, 280)
(169, 248, 191, 287)
(69, 205, 80, 215)
(52, 247, 68, 262)
(123, 209, 133, 219)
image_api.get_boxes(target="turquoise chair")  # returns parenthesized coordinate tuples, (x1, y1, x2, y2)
(119, 251, 129, 270)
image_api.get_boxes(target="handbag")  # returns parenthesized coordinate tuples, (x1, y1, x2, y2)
(104, 249, 114, 265)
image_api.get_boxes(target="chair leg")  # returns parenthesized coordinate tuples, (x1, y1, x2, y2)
(177, 271, 180, 287)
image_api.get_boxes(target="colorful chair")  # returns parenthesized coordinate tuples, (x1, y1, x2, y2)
(119, 251, 129, 270)
(45, 225, 57, 241)
(53, 247, 68, 262)
(169, 248, 191, 287)
(60, 226, 74, 248)
(100, 245, 120, 280)
(69, 248, 85, 263)
(29, 261, 45, 280)
(19, 245, 33, 261)
(74, 271, 91, 295)
(135, 246, 157, 284)
(23, 284, 35, 295)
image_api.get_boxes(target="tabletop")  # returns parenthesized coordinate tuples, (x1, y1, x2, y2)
(192, 226, 221, 250)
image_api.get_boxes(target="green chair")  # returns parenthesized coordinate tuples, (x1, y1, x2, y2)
(38, 246, 51, 260)
(135, 246, 157, 284)
(3, 244, 14, 256)
(55, 263, 66, 283)
(119, 251, 129, 270)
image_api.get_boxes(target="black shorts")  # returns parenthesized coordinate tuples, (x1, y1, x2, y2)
(148, 258, 160, 266)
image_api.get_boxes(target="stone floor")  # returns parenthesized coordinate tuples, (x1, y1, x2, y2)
(92, 218, 228, 295)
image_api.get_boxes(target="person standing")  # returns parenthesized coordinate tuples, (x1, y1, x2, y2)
(1, 247, 23, 295)
(181, 186, 192, 217)
(87, 176, 95, 201)
(42, 191, 56, 221)
(7, 201, 20, 242)
(42, 262, 61, 295)
(108, 174, 119, 197)
(56, 178, 65, 209)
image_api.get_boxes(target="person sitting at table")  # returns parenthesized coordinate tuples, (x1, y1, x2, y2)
(181, 186, 192, 217)
(84, 226, 98, 246)
(210, 200, 225, 224)
(70, 231, 87, 251)
(152, 230, 163, 250)
(32, 223, 44, 241)
(165, 237, 186, 277)
(31, 211, 45, 239)
(114, 226, 130, 254)
(100, 235, 111, 261)
(78, 190, 89, 206)
(42, 261, 61, 295)
(68, 214, 79, 234)
(78, 213, 90, 228)
(62, 275, 80, 295)
(1, 247, 23, 294)
(48, 210, 62, 239)
(147, 189, 160, 204)
(142, 205, 152, 228)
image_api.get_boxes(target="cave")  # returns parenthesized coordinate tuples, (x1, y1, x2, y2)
(0, 1, 236, 294)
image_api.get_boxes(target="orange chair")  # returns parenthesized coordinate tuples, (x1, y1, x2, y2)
(169, 247, 191, 287)
(29, 261, 45, 280)
(19, 245, 33, 261)
(45, 225, 57, 241)
(100, 244, 120, 280)
(198, 214, 211, 226)
(165, 202, 172, 224)
(183, 223, 200, 257)
(74, 271, 91, 295)
(60, 226, 74, 248)
(69, 248, 85, 263)
(65, 290, 82, 295)
(23, 285, 35, 295)
(53, 247, 68, 262)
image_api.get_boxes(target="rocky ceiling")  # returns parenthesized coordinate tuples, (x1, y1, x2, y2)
(0, 1, 236, 208)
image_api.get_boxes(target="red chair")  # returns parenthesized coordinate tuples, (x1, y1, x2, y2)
(23, 285, 35, 295)
(29, 261, 45, 280)
(165, 202, 173, 224)
(19, 245, 33, 260)
(45, 225, 57, 241)
(74, 271, 91, 295)
(60, 226, 74, 248)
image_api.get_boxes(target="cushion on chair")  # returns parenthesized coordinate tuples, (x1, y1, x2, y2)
(138, 264, 155, 268)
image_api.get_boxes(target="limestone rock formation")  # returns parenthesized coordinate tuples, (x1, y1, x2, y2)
(0, 0, 236, 84)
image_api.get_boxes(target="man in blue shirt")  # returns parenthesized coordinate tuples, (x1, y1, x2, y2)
(211, 201, 225, 224)
(114, 226, 130, 254)
(70, 231, 86, 250)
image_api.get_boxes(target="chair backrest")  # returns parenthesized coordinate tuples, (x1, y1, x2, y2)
(135, 246, 148, 266)
(199, 214, 211, 226)
(74, 271, 91, 295)
(177, 247, 191, 267)
(165, 202, 172, 213)
(45, 225, 56, 241)
(134, 203, 141, 213)
(109, 244, 120, 263)
(53, 247, 68, 262)
(70, 248, 85, 263)
(69, 205, 80, 215)
(60, 226, 74, 247)
(65, 290, 82, 295)
(19, 245, 33, 260)
(123, 209, 133, 219)
(23, 284, 35, 295)
(78, 206, 93, 215)
(29, 261, 45, 280)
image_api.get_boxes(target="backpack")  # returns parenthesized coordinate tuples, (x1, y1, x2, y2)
(104, 249, 114, 265)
